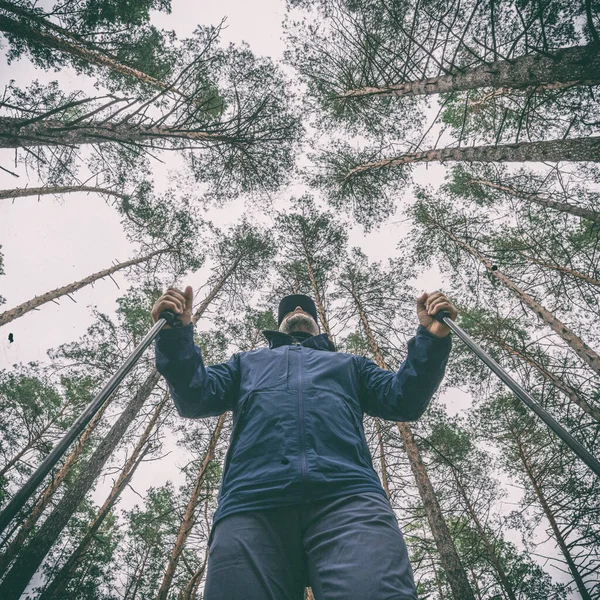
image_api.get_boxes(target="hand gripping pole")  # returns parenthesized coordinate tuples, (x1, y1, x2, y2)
(0, 310, 181, 537)
(433, 310, 600, 479)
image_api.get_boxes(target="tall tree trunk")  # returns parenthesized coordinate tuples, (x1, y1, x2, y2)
(345, 137, 600, 180)
(350, 288, 476, 600)
(0, 185, 126, 202)
(510, 424, 592, 600)
(181, 491, 212, 600)
(451, 471, 517, 600)
(337, 45, 600, 99)
(0, 116, 233, 150)
(0, 262, 240, 598)
(489, 333, 600, 422)
(470, 179, 600, 223)
(0, 248, 172, 327)
(300, 240, 331, 337)
(156, 414, 226, 600)
(0, 396, 112, 572)
(38, 394, 168, 600)
(0, 4, 185, 97)
(431, 219, 600, 375)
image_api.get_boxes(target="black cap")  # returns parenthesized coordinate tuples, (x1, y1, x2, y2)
(278, 294, 318, 328)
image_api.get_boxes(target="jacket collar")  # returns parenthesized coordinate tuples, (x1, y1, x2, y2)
(263, 331, 336, 352)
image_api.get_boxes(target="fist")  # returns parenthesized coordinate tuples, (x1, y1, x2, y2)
(151, 286, 194, 329)
(416, 291, 457, 338)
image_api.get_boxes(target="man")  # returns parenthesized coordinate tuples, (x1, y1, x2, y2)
(152, 287, 457, 600)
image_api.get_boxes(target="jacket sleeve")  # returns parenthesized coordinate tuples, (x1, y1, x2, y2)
(155, 323, 240, 418)
(357, 325, 452, 421)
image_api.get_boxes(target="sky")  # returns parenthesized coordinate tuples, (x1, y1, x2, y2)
(0, 0, 577, 596)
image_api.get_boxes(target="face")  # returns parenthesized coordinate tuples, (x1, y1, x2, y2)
(279, 306, 319, 336)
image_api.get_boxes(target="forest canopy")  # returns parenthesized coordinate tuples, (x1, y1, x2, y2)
(0, 0, 599, 598)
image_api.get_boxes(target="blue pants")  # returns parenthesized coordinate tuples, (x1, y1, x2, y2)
(203, 492, 418, 600)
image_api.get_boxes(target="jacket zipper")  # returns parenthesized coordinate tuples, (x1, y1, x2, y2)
(297, 348, 308, 483)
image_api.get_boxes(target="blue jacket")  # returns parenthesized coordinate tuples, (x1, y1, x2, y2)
(155, 324, 451, 525)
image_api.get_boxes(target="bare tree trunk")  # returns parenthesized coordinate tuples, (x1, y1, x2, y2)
(0, 185, 126, 202)
(451, 471, 517, 600)
(0, 116, 233, 150)
(156, 414, 226, 600)
(38, 394, 168, 600)
(470, 179, 600, 223)
(182, 545, 209, 600)
(511, 425, 592, 600)
(301, 240, 331, 337)
(490, 334, 600, 422)
(0, 248, 172, 327)
(0, 396, 112, 572)
(345, 137, 600, 180)
(350, 288, 475, 600)
(433, 220, 600, 375)
(337, 45, 600, 99)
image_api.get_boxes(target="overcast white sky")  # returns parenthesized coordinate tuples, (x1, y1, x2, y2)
(0, 0, 576, 595)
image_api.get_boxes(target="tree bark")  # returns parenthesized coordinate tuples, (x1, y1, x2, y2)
(0, 248, 172, 327)
(0, 116, 233, 150)
(337, 45, 600, 99)
(0, 185, 127, 202)
(511, 425, 592, 600)
(350, 288, 476, 600)
(181, 490, 211, 600)
(38, 395, 167, 600)
(301, 240, 332, 337)
(470, 179, 600, 223)
(0, 396, 112, 572)
(432, 219, 600, 375)
(345, 137, 600, 180)
(156, 414, 226, 600)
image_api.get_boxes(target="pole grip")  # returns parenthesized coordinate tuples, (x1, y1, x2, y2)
(433, 309, 451, 323)
(158, 309, 183, 328)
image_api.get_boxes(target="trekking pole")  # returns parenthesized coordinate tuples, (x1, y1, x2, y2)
(434, 310, 600, 479)
(0, 310, 181, 537)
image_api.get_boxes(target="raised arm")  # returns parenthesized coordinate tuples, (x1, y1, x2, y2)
(155, 324, 240, 418)
(151, 286, 240, 418)
(358, 325, 452, 421)
(358, 291, 456, 421)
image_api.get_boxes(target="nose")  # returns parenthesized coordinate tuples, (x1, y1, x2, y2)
(294, 306, 303, 312)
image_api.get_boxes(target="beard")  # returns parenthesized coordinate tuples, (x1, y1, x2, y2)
(280, 313, 319, 336)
